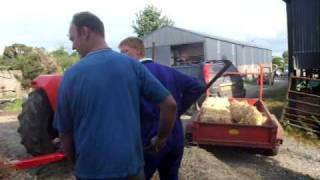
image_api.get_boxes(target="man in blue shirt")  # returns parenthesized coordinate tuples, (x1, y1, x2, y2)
(54, 12, 177, 179)
(119, 37, 205, 180)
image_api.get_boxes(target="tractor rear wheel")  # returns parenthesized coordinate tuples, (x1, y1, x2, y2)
(17, 89, 58, 155)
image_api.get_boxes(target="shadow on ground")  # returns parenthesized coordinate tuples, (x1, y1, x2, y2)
(0, 119, 74, 179)
(200, 145, 315, 180)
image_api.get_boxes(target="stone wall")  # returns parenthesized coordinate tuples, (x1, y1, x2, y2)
(0, 70, 23, 98)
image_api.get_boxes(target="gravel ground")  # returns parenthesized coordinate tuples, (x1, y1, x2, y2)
(0, 115, 319, 180)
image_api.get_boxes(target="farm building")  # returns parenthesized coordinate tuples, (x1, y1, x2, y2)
(143, 26, 272, 73)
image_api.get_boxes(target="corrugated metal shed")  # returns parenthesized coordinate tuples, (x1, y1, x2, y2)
(284, 0, 320, 71)
(143, 26, 272, 73)
(144, 26, 269, 49)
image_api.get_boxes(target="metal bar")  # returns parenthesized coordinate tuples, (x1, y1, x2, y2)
(288, 90, 320, 98)
(181, 60, 232, 114)
(222, 72, 258, 76)
(194, 138, 272, 146)
(204, 60, 232, 90)
(287, 98, 320, 108)
(285, 107, 320, 117)
(259, 64, 264, 100)
(283, 113, 319, 128)
(280, 73, 293, 122)
(293, 50, 320, 54)
(7, 153, 65, 170)
(283, 120, 319, 133)
(291, 76, 320, 81)
(286, 74, 293, 100)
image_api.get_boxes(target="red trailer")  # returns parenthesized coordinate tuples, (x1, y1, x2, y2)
(185, 63, 284, 156)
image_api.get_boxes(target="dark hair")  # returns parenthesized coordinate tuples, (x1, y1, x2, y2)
(71, 12, 105, 37)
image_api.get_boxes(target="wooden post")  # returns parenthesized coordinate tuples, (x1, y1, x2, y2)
(259, 64, 264, 100)
(152, 42, 155, 61)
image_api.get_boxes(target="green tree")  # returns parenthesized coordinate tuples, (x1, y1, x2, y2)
(50, 47, 79, 72)
(13, 53, 45, 88)
(0, 56, 10, 70)
(3, 43, 33, 59)
(282, 50, 288, 64)
(35, 48, 59, 73)
(272, 56, 284, 69)
(1, 44, 59, 88)
(132, 4, 174, 37)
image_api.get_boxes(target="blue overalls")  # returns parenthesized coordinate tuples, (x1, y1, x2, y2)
(140, 59, 205, 180)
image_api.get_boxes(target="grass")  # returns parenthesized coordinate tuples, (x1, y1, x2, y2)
(284, 126, 320, 147)
(2, 99, 23, 113)
(243, 78, 256, 85)
(264, 87, 287, 119)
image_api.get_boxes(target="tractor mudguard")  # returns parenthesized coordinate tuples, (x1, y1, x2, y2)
(31, 75, 62, 111)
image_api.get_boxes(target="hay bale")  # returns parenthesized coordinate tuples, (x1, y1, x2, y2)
(229, 100, 249, 123)
(199, 97, 232, 123)
(230, 100, 267, 125)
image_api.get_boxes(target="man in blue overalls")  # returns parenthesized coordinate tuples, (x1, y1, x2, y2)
(119, 37, 205, 180)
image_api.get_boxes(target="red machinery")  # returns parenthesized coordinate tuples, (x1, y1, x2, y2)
(0, 153, 65, 170)
(2, 61, 282, 170)
(186, 61, 283, 156)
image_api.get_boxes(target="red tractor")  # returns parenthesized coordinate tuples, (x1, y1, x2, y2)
(18, 75, 62, 155)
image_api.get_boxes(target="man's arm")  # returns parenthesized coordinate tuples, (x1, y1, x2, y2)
(53, 74, 74, 161)
(60, 133, 75, 162)
(175, 71, 205, 115)
(137, 62, 177, 151)
(151, 95, 177, 151)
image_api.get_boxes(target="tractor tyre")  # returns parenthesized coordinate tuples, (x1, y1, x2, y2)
(17, 89, 58, 155)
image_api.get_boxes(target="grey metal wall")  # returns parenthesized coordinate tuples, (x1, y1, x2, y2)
(220, 41, 235, 63)
(145, 46, 171, 66)
(236, 45, 245, 65)
(204, 38, 219, 60)
(205, 39, 235, 62)
(285, 0, 320, 70)
(144, 26, 205, 48)
(143, 26, 272, 72)
(205, 38, 271, 65)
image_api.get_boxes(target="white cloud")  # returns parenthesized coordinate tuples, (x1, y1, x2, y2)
(0, 0, 287, 55)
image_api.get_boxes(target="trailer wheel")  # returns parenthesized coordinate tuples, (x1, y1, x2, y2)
(262, 147, 279, 156)
(17, 89, 58, 155)
(184, 132, 193, 147)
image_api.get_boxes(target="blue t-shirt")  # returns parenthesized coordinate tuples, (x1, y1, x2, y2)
(53, 49, 169, 179)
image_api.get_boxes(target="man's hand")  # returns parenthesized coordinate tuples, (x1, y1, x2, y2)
(152, 95, 176, 152)
(144, 136, 167, 153)
(152, 136, 167, 152)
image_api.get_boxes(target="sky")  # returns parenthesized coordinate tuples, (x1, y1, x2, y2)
(0, 0, 287, 56)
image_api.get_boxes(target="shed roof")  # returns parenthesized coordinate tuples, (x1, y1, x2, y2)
(144, 26, 271, 51)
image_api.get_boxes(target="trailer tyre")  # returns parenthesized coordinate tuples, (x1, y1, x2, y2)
(262, 147, 279, 156)
(17, 89, 58, 156)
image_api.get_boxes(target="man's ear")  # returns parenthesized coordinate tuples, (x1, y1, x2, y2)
(81, 26, 90, 40)
(138, 49, 144, 57)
